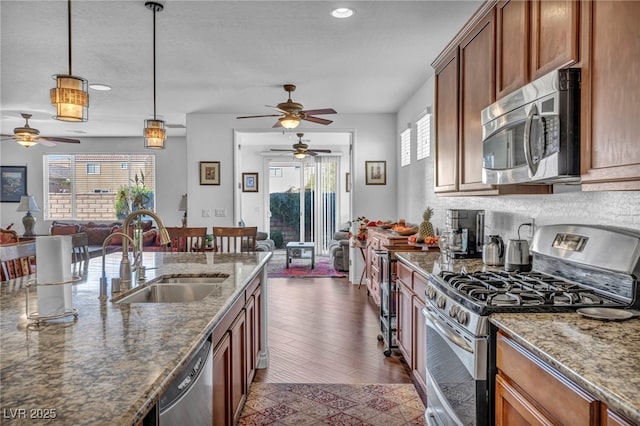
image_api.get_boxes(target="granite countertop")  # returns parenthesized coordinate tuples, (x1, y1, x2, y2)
(394, 251, 640, 423)
(0, 251, 271, 425)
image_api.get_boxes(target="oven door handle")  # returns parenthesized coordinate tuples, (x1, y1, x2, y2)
(425, 307, 474, 354)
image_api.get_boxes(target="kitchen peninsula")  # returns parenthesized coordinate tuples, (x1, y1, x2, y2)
(0, 251, 271, 425)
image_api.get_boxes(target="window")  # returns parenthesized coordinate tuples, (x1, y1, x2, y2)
(87, 163, 100, 175)
(400, 128, 411, 167)
(416, 113, 432, 160)
(43, 154, 156, 221)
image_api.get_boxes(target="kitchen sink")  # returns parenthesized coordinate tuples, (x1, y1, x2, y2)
(116, 274, 229, 304)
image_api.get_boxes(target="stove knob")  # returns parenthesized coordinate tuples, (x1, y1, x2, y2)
(457, 310, 469, 325)
(449, 305, 459, 318)
(426, 286, 437, 300)
(437, 296, 446, 310)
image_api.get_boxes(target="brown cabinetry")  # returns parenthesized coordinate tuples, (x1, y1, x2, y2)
(496, 0, 529, 99)
(395, 261, 427, 394)
(433, 3, 550, 196)
(580, 0, 640, 191)
(495, 330, 638, 426)
(365, 228, 412, 306)
(211, 274, 263, 426)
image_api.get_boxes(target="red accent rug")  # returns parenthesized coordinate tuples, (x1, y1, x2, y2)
(267, 254, 347, 279)
(239, 383, 426, 425)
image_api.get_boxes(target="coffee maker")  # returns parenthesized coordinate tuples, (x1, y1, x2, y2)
(445, 209, 485, 258)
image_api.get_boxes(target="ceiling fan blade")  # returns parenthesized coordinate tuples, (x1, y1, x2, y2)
(38, 140, 57, 147)
(1, 134, 17, 138)
(39, 136, 81, 143)
(309, 149, 332, 153)
(303, 116, 333, 125)
(237, 114, 282, 119)
(306, 151, 318, 156)
(272, 121, 283, 128)
(302, 108, 336, 116)
(266, 105, 287, 114)
(270, 149, 295, 152)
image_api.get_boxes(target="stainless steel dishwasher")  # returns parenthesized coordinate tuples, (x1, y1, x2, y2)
(159, 338, 213, 425)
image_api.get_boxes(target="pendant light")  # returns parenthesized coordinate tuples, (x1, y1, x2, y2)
(144, 1, 166, 149)
(50, 0, 89, 122)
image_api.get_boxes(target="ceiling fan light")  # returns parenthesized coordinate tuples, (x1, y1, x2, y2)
(293, 151, 306, 159)
(144, 119, 166, 149)
(16, 139, 38, 148)
(280, 115, 300, 129)
(50, 74, 89, 122)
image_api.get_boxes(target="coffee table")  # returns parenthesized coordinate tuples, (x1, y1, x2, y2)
(285, 242, 315, 269)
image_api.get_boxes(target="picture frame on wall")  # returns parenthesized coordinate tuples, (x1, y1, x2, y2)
(365, 161, 386, 185)
(242, 173, 258, 192)
(0, 166, 27, 202)
(200, 161, 220, 185)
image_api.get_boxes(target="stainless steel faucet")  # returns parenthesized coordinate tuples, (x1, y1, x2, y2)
(100, 232, 137, 299)
(119, 209, 171, 288)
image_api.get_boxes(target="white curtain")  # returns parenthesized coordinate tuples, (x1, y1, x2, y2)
(306, 155, 339, 255)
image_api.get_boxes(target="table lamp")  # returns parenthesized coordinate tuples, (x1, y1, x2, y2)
(16, 194, 41, 237)
(178, 194, 187, 227)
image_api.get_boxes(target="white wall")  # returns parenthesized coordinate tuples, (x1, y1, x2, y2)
(0, 136, 187, 234)
(186, 113, 397, 281)
(396, 75, 640, 242)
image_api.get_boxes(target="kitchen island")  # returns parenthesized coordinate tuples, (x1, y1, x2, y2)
(0, 251, 271, 425)
(394, 251, 640, 424)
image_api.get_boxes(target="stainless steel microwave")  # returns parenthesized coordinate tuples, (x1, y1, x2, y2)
(481, 68, 581, 185)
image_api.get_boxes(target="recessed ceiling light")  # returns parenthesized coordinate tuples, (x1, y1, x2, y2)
(89, 83, 111, 91)
(331, 7, 354, 19)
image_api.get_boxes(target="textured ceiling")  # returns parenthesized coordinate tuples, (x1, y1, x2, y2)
(0, 0, 481, 139)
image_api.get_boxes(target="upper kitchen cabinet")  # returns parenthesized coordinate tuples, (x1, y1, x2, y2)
(496, 0, 580, 99)
(433, 2, 550, 196)
(580, 1, 640, 191)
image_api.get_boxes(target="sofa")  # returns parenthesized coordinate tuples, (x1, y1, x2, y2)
(50, 220, 162, 258)
(329, 231, 350, 272)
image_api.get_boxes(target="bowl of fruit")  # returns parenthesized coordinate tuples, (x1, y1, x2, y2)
(392, 224, 419, 236)
(376, 220, 395, 229)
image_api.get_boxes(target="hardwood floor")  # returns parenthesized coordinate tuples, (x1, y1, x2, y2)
(254, 276, 413, 384)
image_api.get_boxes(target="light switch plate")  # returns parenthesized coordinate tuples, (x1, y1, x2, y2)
(202, 209, 211, 218)
(214, 208, 227, 217)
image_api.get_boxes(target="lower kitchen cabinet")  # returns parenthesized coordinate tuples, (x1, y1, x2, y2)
(395, 261, 427, 394)
(496, 330, 633, 426)
(211, 274, 263, 426)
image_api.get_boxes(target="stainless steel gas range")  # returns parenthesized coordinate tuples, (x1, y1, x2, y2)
(423, 224, 640, 426)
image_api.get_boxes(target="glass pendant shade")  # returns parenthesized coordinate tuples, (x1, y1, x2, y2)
(144, 119, 166, 149)
(293, 151, 306, 159)
(15, 132, 38, 148)
(279, 115, 300, 129)
(51, 75, 89, 122)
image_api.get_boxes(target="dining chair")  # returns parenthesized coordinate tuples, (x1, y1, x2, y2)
(165, 227, 207, 252)
(212, 226, 258, 253)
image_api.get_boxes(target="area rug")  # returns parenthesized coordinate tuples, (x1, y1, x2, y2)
(267, 253, 347, 278)
(239, 383, 425, 425)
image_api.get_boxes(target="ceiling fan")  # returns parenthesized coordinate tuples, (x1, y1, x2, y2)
(1, 113, 81, 148)
(236, 84, 336, 129)
(270, 133, 332, 159)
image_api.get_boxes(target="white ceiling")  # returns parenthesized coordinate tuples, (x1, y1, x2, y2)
(0, 0, 481, 140)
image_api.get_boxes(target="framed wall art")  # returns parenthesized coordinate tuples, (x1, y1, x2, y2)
(0, 166, 27, 202)
(200, 161, 220, 185)
(242, 173, 258, 192)
(365, 161, 386, 185)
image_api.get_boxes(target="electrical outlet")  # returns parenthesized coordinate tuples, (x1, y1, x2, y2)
(527, 218, 535, 238)
(214, 208, 227, 217)
(202, 209, 211, 218)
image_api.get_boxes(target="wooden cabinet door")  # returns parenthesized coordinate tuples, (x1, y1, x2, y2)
(580, 1, 640, 190)
(396, 278, 413, 364)
(601, 405, 635, 426)
(230, 310, 247, 424)
(245, 294, 257, 384)
(459, 9, 496, 192)
(212, 333, 231, 426)
(411, 296, 427, 394)
(496, 0, 529, 99)
(434, 47, 460, 193)
(495, 374, 554, 426)
(530, 0, 579, 80)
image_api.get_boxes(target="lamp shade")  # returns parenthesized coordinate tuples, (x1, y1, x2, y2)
(293, 151, 306, 159)
(279, 114, 300, 129)
(178, 194, 188, 211)
(144, 118, 166, 149)
(51, 74, 89, 122)
(16, 195, 41, 213)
